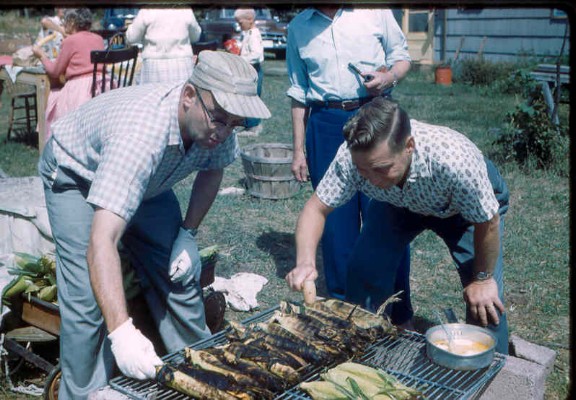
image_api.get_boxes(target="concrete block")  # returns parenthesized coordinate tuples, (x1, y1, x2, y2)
(510, 334, 557, 376)
(479, 356, 546, 400)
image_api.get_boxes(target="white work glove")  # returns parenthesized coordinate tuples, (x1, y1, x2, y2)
(169, 227, 201, 283)
(108, 318, 162, 380)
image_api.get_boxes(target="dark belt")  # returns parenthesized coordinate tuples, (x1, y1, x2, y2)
(311, 97, 373, 111)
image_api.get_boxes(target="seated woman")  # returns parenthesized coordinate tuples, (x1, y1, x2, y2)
(32, 8, 104, 143)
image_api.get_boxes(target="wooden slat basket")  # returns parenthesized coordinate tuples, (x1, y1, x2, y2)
(240, 143, 301, 199)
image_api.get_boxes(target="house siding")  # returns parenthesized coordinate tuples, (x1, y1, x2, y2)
(434, 8, 570, 63)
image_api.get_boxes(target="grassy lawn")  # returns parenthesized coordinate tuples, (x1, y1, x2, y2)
(0, 32, 570, 400)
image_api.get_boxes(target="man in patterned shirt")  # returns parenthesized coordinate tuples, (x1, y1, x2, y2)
(286, 97, 509, 353)
(38, 51, 270, 398)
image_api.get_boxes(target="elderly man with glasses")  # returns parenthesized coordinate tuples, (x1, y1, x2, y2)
(38, 51, 270, 399)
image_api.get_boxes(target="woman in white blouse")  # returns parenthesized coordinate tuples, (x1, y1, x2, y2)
(126, 7, 202, 84)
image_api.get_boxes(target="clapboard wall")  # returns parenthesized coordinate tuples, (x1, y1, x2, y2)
(434, 8, 570, 63)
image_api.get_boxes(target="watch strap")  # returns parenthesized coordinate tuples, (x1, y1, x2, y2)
(474, 271, 493, 281)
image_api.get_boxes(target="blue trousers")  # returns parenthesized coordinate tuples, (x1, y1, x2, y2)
(245, 62, 263, 129)
(39, 140, 210, 399)
(306, 106, 410, 307)
(346, 158, 510, 354)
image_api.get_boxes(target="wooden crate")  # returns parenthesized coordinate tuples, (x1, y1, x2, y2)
(21, 296, 60, 337)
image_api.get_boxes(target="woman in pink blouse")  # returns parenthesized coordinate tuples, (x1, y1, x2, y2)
(33, 8, 104, 143)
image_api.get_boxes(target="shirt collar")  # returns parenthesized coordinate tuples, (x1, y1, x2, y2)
(406, 143, 431, 183)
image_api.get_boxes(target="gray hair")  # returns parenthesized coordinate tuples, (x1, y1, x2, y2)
(234, 8, 256, 20)
(64, 8, 93, 32)
(343, 97, 411, 153)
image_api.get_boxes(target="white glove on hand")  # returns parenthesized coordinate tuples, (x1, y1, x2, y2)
(108, 318, 162, 380)
(169, 227, 201, 283)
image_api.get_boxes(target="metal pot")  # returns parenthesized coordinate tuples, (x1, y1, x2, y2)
(425, 323, 497, 371)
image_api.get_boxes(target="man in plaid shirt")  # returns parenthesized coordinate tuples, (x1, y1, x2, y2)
(38, 51, 270, 398)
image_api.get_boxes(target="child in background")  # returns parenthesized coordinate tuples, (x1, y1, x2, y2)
(36, 7, 66, 60)
(32, 8, 104, 143)
(234, 8, 264, 136)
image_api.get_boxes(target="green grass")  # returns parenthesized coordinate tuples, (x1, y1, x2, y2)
(0, 58, 570, 399)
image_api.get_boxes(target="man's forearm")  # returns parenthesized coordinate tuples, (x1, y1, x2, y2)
(183, 169, 223, 229)
(295, 194, 331, 266)
(88, 209, 129, 333)
(473, 214, 500, 276)
(291, 99, 308, 153)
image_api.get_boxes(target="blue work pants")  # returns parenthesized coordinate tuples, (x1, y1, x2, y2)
(306, 105, 410, 305)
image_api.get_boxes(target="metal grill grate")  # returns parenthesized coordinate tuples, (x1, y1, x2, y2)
(109, 308, 505, 400)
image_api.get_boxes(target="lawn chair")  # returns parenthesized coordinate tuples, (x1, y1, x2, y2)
(90, 45, 138, 98)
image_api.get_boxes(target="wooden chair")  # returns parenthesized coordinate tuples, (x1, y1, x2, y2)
(4, 80, 37, 142)
(90, 45, 138, 98)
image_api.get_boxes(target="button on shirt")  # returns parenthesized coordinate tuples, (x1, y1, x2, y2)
(286, 7, 410, 104)
(316, 120, 500, 224)
(48, 82, 238, 222)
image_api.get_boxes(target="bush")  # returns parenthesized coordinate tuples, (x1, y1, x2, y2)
(493, 84, 569, 176)
(453, 58, 519, 86)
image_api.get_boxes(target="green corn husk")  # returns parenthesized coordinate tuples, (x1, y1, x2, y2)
(301, 362, 422, 400)
(199, 245, 219, 265)
(2, 252, 58, 309)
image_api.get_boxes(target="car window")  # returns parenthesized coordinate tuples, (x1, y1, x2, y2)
(109, 8, 138, 18)
(255, 8, 272, 19)
(222, 9, 235, 18)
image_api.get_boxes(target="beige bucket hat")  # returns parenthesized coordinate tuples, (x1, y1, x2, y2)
(189, 50, 271, 119)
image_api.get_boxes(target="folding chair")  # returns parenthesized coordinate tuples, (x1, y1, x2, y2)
(90, 45, 138, 97)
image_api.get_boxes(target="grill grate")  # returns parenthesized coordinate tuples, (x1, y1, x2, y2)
(109, 308, 505, 400)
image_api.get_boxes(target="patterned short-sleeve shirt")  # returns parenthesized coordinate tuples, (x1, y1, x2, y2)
(49, 82, 238, 222)
(316, 120, 499, 223)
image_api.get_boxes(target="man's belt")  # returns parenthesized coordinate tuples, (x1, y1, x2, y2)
(311, 97, 373, 111)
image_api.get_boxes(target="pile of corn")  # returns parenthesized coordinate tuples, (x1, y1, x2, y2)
(2, 252, 57, 307)
(300, 362, 422, 400)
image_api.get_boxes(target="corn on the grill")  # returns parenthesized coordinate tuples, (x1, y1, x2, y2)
(301, 362, 422, 400)
(156, 298, 415, 399)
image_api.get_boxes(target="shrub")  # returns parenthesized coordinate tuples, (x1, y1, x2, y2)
(493, 84, 569, 176)
(453, 58, 519, 86)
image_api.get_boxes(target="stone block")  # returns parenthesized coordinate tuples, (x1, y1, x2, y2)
(479, 356, 546, 400)
(510, 334, 557, 376)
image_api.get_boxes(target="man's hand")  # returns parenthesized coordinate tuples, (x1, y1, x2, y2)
(364, 70, 396, 96)
(463, 278, 505, 326)
(291, 149, 309, 182)
(108, 318, 162, 380)
(169, 227, 201, 283)
(285, 262, 318, 292)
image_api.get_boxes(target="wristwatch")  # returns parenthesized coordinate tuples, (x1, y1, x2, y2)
(390, 70, 399, 87)
(474, 271, 493, 281)
(182, 226, 198, 237)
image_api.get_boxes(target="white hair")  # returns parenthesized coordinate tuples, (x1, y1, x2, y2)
(234, 8, 255, 20)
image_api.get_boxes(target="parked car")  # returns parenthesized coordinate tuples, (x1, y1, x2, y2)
(101, 8, 139, 30)
(199, 7, 288, 58)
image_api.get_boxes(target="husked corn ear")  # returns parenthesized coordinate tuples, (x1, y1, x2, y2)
(38, 285, 57, 302)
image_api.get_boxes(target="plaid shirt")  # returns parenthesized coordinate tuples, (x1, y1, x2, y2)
(49, 82, 238, 222)
(316, 120, 499, 224)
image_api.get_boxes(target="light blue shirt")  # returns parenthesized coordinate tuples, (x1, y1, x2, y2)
(286, 7, 411, 104)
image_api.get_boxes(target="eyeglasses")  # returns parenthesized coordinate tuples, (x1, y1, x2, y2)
(194, 86, 245, 130)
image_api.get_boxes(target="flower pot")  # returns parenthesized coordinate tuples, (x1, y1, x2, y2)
(435, 65, 452, 86)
